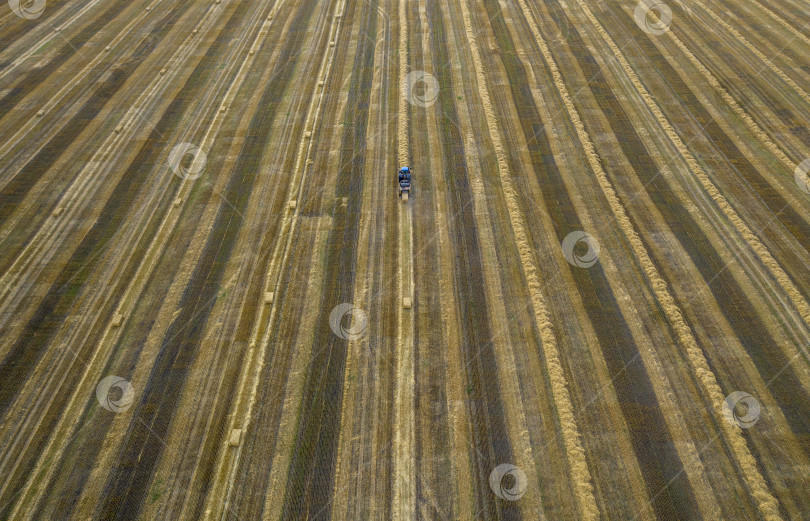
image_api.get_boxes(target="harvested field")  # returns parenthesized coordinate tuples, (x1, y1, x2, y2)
(1, 0, 809, 519)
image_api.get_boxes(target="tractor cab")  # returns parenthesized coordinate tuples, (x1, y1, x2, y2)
(398, 167, 411, 200)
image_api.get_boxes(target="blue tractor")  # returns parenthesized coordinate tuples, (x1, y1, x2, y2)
(398, 166, 411, 201)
